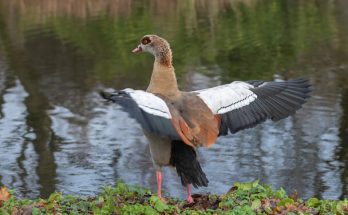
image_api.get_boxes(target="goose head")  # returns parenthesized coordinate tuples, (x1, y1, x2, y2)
(132, 35, 172, 67)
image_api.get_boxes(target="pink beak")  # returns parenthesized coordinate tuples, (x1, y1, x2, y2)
(132, 46, 142, 53)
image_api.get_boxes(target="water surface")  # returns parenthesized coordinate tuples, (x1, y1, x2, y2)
(0, 0, 348, 200)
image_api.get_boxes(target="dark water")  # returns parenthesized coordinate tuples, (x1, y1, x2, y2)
(0, 0, 348, 200)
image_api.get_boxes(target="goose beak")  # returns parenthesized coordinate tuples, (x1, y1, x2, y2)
(132, 45, 142, 53)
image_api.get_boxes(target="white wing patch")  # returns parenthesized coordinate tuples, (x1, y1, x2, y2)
(123, 89, 172, 119)
(196, 81, 257, 114)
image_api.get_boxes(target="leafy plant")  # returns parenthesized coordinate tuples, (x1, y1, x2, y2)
(1, 182, 348, 214)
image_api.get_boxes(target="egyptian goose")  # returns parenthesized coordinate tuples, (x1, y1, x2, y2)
(101, 35, 310, 203)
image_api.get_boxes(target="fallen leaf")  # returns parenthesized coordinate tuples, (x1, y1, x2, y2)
(0, 186, 11, 206)
(289, 190, 298, 201)
(21, 206, 33, 215)
(227, 186, 238, 193)
(11, 206, 18, 215)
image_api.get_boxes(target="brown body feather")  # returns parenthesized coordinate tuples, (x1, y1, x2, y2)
(146, 46, 220, 148)
(166, 94, 220, 148)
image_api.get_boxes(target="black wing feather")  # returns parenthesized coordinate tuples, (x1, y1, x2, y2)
(220, 79, 310, 134)
(100, 91, 180, 139)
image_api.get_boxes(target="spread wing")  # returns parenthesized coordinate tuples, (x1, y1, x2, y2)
(196, 79, 310, 135)
(100, 89, 180, 140)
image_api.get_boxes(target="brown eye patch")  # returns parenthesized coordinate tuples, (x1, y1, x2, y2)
(141, 37, 151, 45)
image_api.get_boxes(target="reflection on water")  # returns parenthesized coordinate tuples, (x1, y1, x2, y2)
(0, 0, 348, 200)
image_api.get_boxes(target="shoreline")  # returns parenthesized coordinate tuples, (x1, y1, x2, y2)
(1, 181, 347, 214)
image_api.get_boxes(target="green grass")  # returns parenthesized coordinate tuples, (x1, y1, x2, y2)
(1, 181, 348, 214)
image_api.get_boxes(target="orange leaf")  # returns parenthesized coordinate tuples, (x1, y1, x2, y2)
(0, 186, 12, 205)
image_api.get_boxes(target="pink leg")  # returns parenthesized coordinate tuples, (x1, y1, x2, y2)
(186, 183, 194, 203)
(156, 171, 162, 198)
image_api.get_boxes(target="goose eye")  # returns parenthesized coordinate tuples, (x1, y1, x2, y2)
(141, 37, 151, 45)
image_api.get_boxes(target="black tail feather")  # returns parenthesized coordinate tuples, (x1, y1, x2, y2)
(170, 140, 208, 188)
